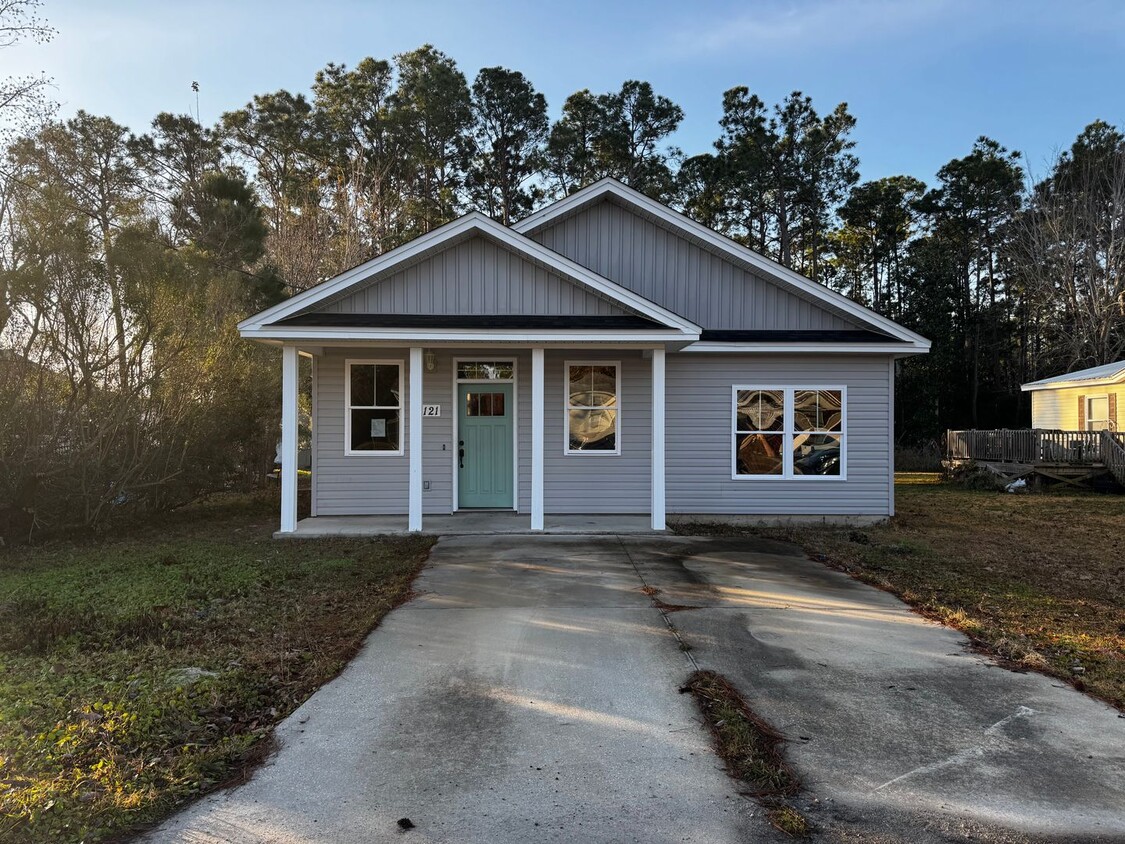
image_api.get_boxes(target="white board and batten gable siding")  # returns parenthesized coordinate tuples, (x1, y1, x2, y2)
(525, 197, 858, 331)
(313, 234, 632, 318)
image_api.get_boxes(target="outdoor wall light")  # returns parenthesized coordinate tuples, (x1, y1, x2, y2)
(424, 350, 437, 372)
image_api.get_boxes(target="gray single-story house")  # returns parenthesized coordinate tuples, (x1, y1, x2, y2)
(1021, 360, 1123, 431)
(239, 179, 930, 534)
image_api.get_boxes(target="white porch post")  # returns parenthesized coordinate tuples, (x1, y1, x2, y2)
(651, 347, 666, 530)
(280, 344, 299, 533)
(408, 347, 423, 532)
(531, 346, 545, 530)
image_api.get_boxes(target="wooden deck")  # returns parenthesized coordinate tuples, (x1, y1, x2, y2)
(946, 428, 1125, 488)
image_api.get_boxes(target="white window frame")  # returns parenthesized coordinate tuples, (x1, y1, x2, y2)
(564, 360, 622, 456)
(731, 385, 847, 481)
(344, 358, 404, 456)
(1086, 394, 1110, 431)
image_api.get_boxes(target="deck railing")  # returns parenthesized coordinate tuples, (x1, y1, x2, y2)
(946, 429, 1108, 465)
(1101, 430, 1125, 484)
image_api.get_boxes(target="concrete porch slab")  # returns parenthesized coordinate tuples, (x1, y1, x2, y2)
(276, 513, 662, 538)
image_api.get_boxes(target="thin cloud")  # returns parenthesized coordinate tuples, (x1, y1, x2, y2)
(663, 0, 971, 58)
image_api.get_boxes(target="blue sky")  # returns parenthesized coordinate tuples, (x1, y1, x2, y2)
(5, 0, 1125, 185)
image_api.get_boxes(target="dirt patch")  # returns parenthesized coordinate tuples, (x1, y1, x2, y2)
(682, 670, 808, 837)
(638, 584, 699, 612)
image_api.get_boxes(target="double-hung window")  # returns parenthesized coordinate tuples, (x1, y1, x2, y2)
(346, 360, 403, 455)
(566, 362, 620, 454)
(1085, 395, 1110, 431)
(734, 387, 845, 478)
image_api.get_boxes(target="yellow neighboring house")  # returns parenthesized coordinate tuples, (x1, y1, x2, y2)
(1022, 360, 1124, 431)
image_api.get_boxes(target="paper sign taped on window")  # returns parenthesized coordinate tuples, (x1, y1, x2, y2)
(370, 418, 386, 438)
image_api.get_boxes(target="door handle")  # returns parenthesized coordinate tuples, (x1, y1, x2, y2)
(458, 440, 465, 469)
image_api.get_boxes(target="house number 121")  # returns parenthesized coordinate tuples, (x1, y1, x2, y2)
(422, 405, 441, 417)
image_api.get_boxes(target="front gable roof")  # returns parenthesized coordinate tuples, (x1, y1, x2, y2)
(514, 179, 930, 352)
(239, 212, 700, 341)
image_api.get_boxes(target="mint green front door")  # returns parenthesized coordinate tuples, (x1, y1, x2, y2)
(457, 383, 514, 509)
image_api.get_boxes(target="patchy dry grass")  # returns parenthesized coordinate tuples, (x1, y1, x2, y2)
(682, 670, 808, 837)
(686, 484, 1125, 709)
(893, 471, 944, 485)
(0, 494, 433, 844)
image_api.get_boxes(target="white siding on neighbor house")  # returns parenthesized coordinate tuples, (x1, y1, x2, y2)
(1031, 384, 1123, 429)
(530, 199, 859, 331)
(317, 236, 629, 317)
(665, 354, 894, 516)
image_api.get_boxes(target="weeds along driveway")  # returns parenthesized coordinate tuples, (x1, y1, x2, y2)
(143, 535, 1125, 844)
(140, 536, 773, 844)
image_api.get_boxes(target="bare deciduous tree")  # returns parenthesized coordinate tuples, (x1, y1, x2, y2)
(0, 0, 57, 138)
(1011, 123, 1125, 371)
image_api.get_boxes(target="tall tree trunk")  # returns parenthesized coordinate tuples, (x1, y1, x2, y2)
(100, 216, 129, 390)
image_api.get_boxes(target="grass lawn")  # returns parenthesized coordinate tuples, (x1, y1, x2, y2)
(0, 495, 434, 844)
(735, 482, 1125, 710)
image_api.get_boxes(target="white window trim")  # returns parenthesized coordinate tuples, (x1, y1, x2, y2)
(564, 360, 622, 456)
(452, 357, 519, 513)
(730, 385, 848, 481)
(344, 358, 405, 457)
(1086, 393, 1110, 431)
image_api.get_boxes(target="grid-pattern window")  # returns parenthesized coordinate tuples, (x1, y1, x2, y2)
(346, 361, 402, 454)
(566, 363, 619, 454)
(734, 387, 845, 479)
(734, 389, 784, 475)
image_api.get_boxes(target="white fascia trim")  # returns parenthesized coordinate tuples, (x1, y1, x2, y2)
(242, 326, 697, 343)
(239, 211, 700, 336)
(515, 179, 930, 349)
(1021, 375, 1125, 392)
(680, 341, 927, 354)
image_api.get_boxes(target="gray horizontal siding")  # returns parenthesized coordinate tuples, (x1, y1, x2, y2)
(532, 199, 858, 331)
(665, 354, 893, 516)
(544, 350, 652, 514)
(313, 349, 892, 518)
(313, 347, 652, 516)
(315, 348, 411, 516)
(319, 236, 628, 317)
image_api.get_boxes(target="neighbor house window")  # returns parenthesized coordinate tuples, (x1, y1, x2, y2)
(346, 360, 403, 455)
(733, 386, 845, 479)
(566, 362, 620, 454)
(1086, 395, 1110, 431)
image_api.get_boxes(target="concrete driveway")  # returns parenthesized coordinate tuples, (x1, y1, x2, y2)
(144, 535, 1125, 843)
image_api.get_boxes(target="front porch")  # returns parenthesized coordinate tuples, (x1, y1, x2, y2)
(279, 342, 672, 535)
(277, 512, 663, 538)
